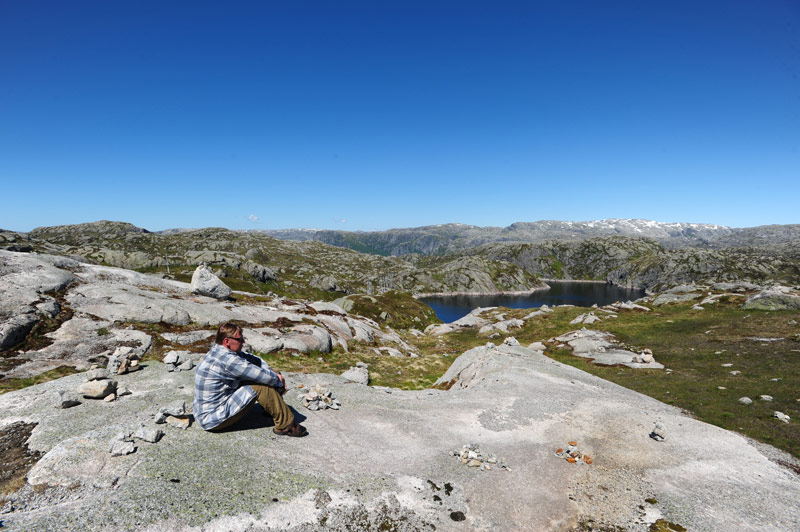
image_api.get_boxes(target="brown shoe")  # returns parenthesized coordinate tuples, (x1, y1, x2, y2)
(273, 423, 308, 437)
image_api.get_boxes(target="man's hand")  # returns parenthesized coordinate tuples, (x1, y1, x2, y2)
(277, 372, 287, 395)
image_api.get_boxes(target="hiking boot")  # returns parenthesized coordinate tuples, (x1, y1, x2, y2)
(273, 423, 308, 437)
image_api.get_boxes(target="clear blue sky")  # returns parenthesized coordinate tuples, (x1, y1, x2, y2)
(1, 1, 798, 232)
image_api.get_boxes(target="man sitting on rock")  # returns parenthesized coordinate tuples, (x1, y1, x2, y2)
(193, 322, 308, 437)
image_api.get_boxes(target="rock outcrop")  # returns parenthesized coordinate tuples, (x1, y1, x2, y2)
(3, 344, 798, 530)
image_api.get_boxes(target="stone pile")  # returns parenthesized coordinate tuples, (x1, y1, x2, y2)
(774, 411, 791, 423)
(631, 348, 654, 364)
(554, 440, 593, 464)
(298, 384, 341, 411)
(163, 350, 195, 372)
(107, 346, 142, 375)
(77, 366, 117, 400)
(154, 401, 192, 429)
(108, 425, 165, 456)
(451, 443, 509, 471)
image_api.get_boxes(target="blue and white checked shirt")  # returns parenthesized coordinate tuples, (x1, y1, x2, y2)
(193, 343, 282, 431)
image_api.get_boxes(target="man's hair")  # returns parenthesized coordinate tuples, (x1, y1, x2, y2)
(215, 322, 241, 345)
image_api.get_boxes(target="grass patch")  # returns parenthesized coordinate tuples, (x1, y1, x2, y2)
(0, 366, 81, 394)
(544, 301, 800, 458)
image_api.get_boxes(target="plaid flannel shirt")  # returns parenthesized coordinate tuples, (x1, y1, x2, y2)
(193, 343, 282, 431)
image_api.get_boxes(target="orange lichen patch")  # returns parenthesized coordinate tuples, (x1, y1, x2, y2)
(556, 448, 563, 453)
(568, 441, 577, 446)
(567, 457, 576, 463)
(296, 384, 304, 388)
(585, 457, 593, 465)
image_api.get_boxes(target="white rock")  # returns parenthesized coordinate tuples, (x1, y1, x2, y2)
(190, 264, 232, 299)
(341, 366, 369, 385)
(774, 411, 791, 423)
(759, 395, 774, 402)
(739, 397, 753, 405)
(78, 379, 117, 399)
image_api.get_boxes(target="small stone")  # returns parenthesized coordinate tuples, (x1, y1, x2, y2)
(739, 397, 753, 405)
(177, 359, 194, 371)
(165, 415, 191, 429)
(769, 378, 781, 382)
(117, 386, 132, 397)
(163, 351, 180, 365)
(467, 459, 482, 467)
(154, 412, 168, 424)
(53, 390, 81, 409)
(730, 370, 741, 376)
(103, 393, 116, 402)
(86, 368, 110, 381)
(502, 336, 520, 346)
(717, 386, 726, 390)
(759, 395, 774, 402)
(109, 440, 136, 456)
(133, 425, 164, 443)
(650, 421, 666, 441)
(721, 363, 733, 367)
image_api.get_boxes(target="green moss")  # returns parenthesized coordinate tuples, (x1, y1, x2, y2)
(0, 366, 82, 394)
(649, 519, 687, 532)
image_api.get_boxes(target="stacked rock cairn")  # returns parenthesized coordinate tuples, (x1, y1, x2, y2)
(299, 384, 341, 411)
(451, 443, 509, 471)
(554, 440, 592, 465)
(107, 345, 142, 375)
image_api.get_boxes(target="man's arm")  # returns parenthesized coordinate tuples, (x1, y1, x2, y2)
(223, 352, 283, 389)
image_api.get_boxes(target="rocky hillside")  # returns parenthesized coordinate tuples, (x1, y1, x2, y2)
(9, 222, 546, 297)
(0, 255, 798, 531)
(466, 237, 800, 291)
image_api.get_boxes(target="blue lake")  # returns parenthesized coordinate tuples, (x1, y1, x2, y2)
(419, 281, 646, 323)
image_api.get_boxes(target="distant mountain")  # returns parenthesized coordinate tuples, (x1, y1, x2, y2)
(254, 219, 742, 256)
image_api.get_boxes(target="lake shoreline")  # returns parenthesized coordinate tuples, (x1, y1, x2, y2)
(413, 285, 551, 299)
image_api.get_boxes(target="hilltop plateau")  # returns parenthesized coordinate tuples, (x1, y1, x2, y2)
(1, 220, 799, 531)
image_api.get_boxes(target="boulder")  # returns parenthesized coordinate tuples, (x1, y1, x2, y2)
(742, 287, 800, 310)
(190, 264, 232, 299)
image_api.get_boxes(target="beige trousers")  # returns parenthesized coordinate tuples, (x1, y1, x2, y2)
(211, 384, 294, 432)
